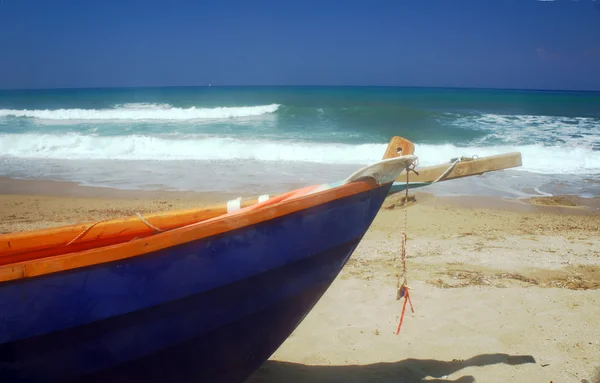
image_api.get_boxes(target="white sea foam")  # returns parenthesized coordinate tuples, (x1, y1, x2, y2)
(414, 143, 599, 175)
(0, 104, 280, 121)
(1, 133, 598, 175)
(0, 133, 383, 163)
(449, 113, 600, 148)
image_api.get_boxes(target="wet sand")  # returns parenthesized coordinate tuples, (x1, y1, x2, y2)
(1, 179, 599, 382)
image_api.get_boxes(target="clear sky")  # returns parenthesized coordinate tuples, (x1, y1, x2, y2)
(1, 0, 599, 91)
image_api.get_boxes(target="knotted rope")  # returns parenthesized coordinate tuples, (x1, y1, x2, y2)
(433, 155, 479, 183)
(395, 160, 417, 335)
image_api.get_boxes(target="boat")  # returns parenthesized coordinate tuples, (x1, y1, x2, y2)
(0, 154, 417, 383)
(381, 136, 523, 194)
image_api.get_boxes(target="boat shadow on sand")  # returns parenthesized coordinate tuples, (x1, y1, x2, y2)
(248, 353, 537, 383)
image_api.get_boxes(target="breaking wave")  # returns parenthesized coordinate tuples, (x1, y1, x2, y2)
(0, 104, 280, 121)
(448, 113, 599, 147)
(1, 133, 598, 175)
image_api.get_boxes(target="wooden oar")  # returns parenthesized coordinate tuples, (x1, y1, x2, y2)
(383, 136, 522, 184)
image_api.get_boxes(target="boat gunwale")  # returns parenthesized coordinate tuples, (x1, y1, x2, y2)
(0, 178, 383, 284)
(0, 206, 231, 258)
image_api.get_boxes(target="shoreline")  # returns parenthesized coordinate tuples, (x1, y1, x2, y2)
(1, 176, 599, 234)
(2, 175, 599, 204)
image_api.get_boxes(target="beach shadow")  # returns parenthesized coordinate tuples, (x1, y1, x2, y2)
(592, 366, 600, 383)
(248, 353, 536, 383)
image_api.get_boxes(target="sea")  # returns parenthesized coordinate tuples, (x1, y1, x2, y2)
(0, 86, 598, 198)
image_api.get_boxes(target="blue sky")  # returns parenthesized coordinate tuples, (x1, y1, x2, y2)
(1, 0, 599, 90)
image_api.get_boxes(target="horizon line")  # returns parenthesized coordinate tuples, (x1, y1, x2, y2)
(1, 84, 600, 93)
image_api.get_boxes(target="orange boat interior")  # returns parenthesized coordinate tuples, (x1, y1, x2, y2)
(0, 184, 322, 267)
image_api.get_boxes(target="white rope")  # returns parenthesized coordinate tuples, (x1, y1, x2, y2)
(433, 158, 460, 183)
(136, 213, 164, 232)
(226, 197, 242, 213)
(432, 154, 480, 184)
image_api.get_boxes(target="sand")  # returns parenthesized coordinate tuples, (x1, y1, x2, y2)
(1, 179, 599, 383)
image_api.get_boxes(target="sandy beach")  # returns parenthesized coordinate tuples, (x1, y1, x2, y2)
(1, 179, 599, 383)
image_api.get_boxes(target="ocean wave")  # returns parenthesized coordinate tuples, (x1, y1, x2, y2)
(0, 133, 383, 163)
(0, 104, 280, 121)
(1, 133, 598, 175)
(449, 113, 600, 147)
(414, 143, 599, 175)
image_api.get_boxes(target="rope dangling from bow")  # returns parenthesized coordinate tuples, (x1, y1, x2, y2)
(395, 161, 417, 335)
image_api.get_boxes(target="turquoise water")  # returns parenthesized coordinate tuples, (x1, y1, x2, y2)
(0, 86, 598, 197)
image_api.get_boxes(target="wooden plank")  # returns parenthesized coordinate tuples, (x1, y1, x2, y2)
(380, 135, 522, 183)
(396, 152, 523, 183)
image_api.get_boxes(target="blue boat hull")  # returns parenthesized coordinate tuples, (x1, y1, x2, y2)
(0, 183, 391, 382)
